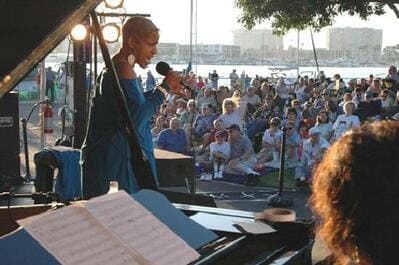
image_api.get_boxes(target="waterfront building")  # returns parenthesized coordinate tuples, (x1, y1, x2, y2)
(328, 27, 382, 61)
(233, 29, 283, 59)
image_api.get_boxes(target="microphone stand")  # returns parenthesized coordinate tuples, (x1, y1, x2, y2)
(188, 94, 196, 194)
(266, 127, 293, 207)
(21, 99, 51, 181)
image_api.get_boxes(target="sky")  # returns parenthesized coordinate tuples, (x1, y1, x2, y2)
(111, 0, 399, 49)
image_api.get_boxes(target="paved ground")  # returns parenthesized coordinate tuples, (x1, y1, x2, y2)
(196, 180, 312, 219)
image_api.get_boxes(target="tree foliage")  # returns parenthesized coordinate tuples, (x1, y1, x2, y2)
(235, 0, 399, 35)
(383, 44, 399, 57)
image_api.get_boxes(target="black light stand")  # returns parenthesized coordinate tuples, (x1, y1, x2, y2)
(20, 99, 50, 181)
(266, 127, 293, 206)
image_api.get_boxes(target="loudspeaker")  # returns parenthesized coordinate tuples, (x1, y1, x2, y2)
(0, 154, 20, 191)
(155, 149, 195, 189)
(0, 91, 19, 156)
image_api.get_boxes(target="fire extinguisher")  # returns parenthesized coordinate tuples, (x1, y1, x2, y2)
(43, 101, 53, 134)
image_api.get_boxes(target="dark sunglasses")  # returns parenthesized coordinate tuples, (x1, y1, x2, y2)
(271, 123, 279, 126)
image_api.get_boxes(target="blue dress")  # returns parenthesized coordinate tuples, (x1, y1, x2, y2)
(81, 71, 164, 198)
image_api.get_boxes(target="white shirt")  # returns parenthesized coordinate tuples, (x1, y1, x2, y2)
(243, 94, 261, 107)
(275, 84, 290, 99)
(210, 142, 231, 161)
(333, 114, 360, 139)
(302, 137, 330, 166)
(295, 84, 306, 101)
(262, 129, 282, 144)
(166, 93, 175, 104)
(219, 111, 243, 130)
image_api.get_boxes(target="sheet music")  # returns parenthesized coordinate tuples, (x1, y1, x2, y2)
(22, 204, 147, 265)
(83, 191, 200, 265)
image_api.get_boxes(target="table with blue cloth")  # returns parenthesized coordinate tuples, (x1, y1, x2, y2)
(34, 146, 81, 201)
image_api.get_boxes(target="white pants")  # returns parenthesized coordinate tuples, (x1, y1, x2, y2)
(224, 155, 257, 175)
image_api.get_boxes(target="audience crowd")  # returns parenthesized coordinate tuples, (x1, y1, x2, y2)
(144, 65, 399, 185)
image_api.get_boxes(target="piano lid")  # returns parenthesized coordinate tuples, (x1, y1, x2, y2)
(0, 0, 102, 98)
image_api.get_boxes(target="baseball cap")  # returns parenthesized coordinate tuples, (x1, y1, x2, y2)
(227, 124, 240, 131)
(215, 130, 226, 138)
(309, 127, 321, 135)
(270, 117, 281, 126)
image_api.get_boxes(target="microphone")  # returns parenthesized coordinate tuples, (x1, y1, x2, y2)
(155, 61, 173, 77)
(155, 61, 193, 92)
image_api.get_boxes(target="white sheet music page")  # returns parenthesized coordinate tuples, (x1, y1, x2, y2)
(22, 204, 147, 265)
(83, 191, 200, 265)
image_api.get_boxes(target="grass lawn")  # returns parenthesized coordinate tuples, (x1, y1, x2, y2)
(258, 168, 296, 189)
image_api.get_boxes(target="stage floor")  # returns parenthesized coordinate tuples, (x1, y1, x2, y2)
(1, 178, 312, 219)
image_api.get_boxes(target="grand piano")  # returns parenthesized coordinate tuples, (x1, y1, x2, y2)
(0, 1, 314, 264)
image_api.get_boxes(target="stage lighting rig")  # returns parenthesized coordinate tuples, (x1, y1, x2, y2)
(70, 24, 88, 41)
(102, 23, 120, 43)
(104, 0, 124, 9)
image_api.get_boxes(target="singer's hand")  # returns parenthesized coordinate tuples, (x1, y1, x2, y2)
(165, 71, 182, 94)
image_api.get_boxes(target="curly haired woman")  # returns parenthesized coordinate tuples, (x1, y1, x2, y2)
(311, 121, 399, 265)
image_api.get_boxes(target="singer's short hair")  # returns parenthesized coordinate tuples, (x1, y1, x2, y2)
(122, 16, 159, 46)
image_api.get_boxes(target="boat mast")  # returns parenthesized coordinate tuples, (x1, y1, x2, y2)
(195, 0, 198, 74)
(310, 27, 320, 75)
(297, 29, 300, 77)
(189, 0, 193, 71)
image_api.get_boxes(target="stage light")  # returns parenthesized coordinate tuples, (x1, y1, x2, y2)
(104, 0, 124, 9)
(70, 24, 88, 41)
(102, 23, 120, 43)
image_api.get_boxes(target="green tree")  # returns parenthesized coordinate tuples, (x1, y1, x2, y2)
(235, 0, 399, 34)
(383, 44, 399, 57)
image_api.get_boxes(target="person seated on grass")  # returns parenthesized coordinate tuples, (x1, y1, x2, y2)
(314, 110, 334, 142)
(311, 121, 399, 265)
(199, 118, 226, 153)
(256, 117, 282, 165)
(158, 118, 187, 154)
(284, 121, 301, 166)
(333, 101, 360, 141)
(151, 115, 168, 145)
(246, 94, 278, 139)
(295, 127, 329, 186)
(219, 96, 246, 130)
(281, 107, 301, 130)
(179, 99, 199, 131)
(175, 98, 187, 116)
(209, 131, 230, 179)
(197, 87, 217, 110)
(192, 104, 217, 140)
(224, 124, 260, 184)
